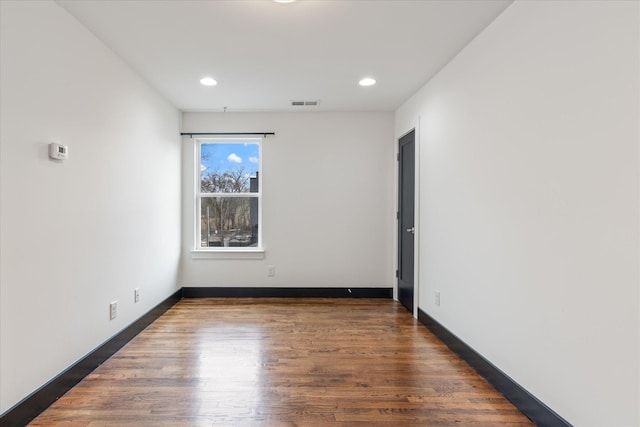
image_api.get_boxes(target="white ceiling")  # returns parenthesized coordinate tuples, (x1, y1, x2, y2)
(57, 0, 512, 113)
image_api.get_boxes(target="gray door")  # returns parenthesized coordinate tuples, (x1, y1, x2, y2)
(398, 130, 415, 313)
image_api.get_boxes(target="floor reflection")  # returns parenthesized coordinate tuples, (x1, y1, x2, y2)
(194, 325, 265, 420)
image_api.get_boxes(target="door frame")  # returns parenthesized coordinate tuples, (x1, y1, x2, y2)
(395, 123, 420, 318)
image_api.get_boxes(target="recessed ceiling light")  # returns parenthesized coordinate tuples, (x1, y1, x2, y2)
(200, 77, 217, 86)
(359, 77, 376, 87)
(274, 0, 296, 3)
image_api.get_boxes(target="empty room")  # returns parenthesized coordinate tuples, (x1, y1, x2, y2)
(1, 1, 639, 426)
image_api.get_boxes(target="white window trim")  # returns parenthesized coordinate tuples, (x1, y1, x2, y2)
(190, 249, 265, 260)
(192, 137, 263, 257)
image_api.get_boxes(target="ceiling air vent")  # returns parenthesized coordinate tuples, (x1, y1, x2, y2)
(291, 100, 320, 107)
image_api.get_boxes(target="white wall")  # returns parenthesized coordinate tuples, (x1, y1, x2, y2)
(181, 112, 395, 288)
(0, 1, 182, 414)
(396, 1, 640, 426)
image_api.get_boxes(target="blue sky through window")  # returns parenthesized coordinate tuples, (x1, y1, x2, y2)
(200, 142, 260, 177)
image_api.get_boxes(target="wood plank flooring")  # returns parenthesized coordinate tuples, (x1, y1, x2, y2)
(30, 298, 534, 426)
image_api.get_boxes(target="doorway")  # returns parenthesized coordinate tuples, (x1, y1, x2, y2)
(398, 129, 415, 314)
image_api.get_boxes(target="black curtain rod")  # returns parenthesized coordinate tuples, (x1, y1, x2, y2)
(181, 132, 275, 138)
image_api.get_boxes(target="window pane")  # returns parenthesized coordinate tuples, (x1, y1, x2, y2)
(200, 142, 260, 193)
(200, 197, 258, 247)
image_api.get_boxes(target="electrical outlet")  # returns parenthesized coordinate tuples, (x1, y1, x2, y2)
(267, 265, 275, 277)
(134, 288, 140, 303)
(435, 291, 441, 307)
(110, 301, 118, 320)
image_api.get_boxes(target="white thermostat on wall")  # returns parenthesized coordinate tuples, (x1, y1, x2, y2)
(49, 142, 68, 160)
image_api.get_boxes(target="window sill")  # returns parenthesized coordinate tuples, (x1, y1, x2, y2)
(191, 249, 265, 260)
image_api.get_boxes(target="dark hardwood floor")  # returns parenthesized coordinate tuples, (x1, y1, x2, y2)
(30, 298, 534, 426)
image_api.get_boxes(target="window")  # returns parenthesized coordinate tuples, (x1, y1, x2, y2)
(195, 138, 261, 250)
